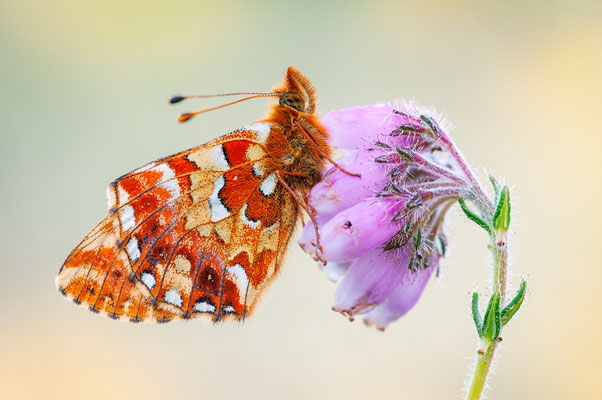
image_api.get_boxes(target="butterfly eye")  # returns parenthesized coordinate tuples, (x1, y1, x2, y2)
(279, 93, 307, 112)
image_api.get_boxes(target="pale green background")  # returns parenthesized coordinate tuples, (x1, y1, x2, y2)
(1, 1, 601, 399)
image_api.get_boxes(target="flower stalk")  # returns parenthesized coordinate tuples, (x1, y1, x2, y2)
(466, 230, 509, 399)
(465, 183, 526, 400)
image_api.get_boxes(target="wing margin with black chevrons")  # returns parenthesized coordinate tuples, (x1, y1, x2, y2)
(56, 122, 299, 323)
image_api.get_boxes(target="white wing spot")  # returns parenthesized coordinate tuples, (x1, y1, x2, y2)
(164, 289, 183, 307)
(141, 271, 156, 289)
(149, 163, 174, 180)
(241, 204, 260, 229)
(246, 122, 271, 142)
(160, 179, 180, 199)
(223, 305, 236, 313)
(209, 175, 231, 222)
(126, 237, 141, 262)
(252, 161, 265, 177)
(150, 164, 180, 198)
(194, 301, 216, 313)
(120, 205, 136, 231)
(106, 186, 116, 209)
(259, 173, 277, 196)
(227, 264, 249, 298)
(213, 144, 230, 170)
(118, 186, 130, 204)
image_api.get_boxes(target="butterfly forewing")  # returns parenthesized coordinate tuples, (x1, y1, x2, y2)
(57, 123, 299, 323)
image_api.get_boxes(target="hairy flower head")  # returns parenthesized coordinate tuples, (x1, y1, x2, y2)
(300, 103, 472, 330)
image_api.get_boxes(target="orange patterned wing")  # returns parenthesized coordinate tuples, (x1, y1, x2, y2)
(56, 122, 299, 323)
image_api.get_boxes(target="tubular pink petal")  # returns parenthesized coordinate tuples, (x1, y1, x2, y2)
(309, 151, 389, 219)
(298, 102, 460, 330)
(333, 249, 411, 317)
(299, 219, 321, 261)
(323, 104, 422, 150)
(363, 261, 436, 330)
(319, 198, 401, 263)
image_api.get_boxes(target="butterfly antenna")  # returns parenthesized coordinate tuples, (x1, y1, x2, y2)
(170, 93, 280, 123)
(176, 94, 279, 123)
(169, 92, 278, 104)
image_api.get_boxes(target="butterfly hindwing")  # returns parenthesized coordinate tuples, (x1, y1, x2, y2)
(57, 122, 299, 322)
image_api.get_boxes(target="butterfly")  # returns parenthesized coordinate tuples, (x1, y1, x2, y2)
(56, 67, 356, 323)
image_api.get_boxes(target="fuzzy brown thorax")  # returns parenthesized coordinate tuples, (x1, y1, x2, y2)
(265, 67, 332, 192)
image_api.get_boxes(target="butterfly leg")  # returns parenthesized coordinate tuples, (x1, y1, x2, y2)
(293, 119, 361, 178)
(275, 171, 327, 265)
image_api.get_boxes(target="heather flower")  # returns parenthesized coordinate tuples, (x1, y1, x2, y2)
(299, 102, 526, 399)
(300, 103, 475, 330)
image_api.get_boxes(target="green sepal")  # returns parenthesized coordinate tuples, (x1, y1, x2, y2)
(493, 186, 511, 232)
(482, 292, 501, 342)
(472, 292, 483, 338)
(384, 221, 414, 251)
(489, 175, 501, 200)
(395, 147, 414, 162)
(437, 235, 447, 256)
(414, 229, 422, 250)
(407, 252, 415, 271)
(420, 115, 441, 137)
(501, 280, 526, 326)
(390, 124, 419, 136)
(458, 198, 491, 233)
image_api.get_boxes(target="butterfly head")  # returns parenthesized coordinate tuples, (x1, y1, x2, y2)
(275, 67, 317, 115)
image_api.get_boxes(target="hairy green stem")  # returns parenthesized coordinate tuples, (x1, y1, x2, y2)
(466, 232, 509, 400)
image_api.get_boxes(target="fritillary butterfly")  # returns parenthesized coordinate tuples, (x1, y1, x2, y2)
(56, 67, 352, 323)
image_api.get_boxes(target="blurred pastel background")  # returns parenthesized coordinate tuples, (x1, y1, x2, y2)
(1, 0, 601, 399)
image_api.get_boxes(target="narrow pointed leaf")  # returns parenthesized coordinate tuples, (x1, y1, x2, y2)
(458, 198, 491, 233)
(501, 280, 526, 326)
(492, 186, 506, 230)
(489, 175, 501, 199)
(503, 187, 511, 231)
(482, 292, 501, 341)
(472, 292, 483, 338)
(493, 186, 511, 232)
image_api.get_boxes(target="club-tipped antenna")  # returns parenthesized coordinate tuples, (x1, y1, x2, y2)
(176, 93, 279, 123)
(169, 92, 279, 104)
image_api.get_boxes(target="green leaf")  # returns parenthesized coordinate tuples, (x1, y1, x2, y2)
(489, 175, 501, 197)
(492, 186, 505, 228)
(501, 280, 526, 326)
(458, 198, 491, 233)
(503, 187, 511, 231)
(493, 186, 511, 232)
(482, 292, 501, 342)
(472, 292, 483, 338)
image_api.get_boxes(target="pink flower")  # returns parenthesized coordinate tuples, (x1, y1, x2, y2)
(300, 103, 471, 330)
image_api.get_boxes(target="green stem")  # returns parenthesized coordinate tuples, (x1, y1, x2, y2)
(467, 340, 497, 399)
(466, 231, 509, 400)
